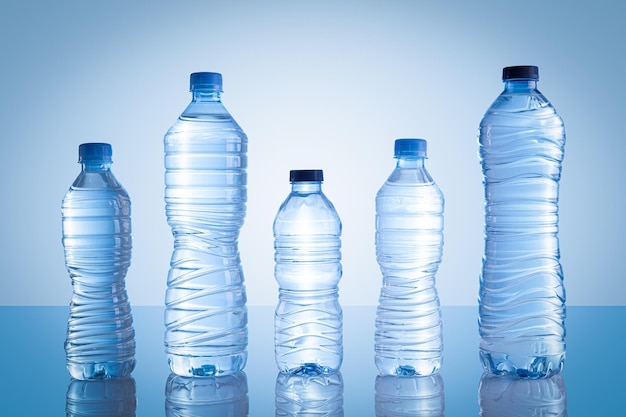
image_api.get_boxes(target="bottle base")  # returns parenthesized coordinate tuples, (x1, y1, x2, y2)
(278, 362, 340, 376)
(67, 359, 136, 380)
(479, 350, 564, 379)
(167, 352, 247, 377)
(375, 357, 441, 377)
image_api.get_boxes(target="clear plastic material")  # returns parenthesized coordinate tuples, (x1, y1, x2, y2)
(164, 72, 248, 377)
(478, 66, 566, 379)
(374, 139, 444, 376)
(61, 142, 136, 380)
(273, 170, 343, 375)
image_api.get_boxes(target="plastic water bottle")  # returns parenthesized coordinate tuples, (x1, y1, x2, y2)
(478, 65, 566, 378)
(375, 373, 445, 417)
(66, 377, 137, 417)
(275, 372, 344, 416)
(164, 72, 248, 377)
(62, 142, 136, 380)
(165, 372, 249, 417)
(374, 139, 444, 376)
(479, 372, 567, 417)
(273, 170, 343, 375)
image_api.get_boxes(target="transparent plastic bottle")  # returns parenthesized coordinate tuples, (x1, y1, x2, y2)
(374, 138, 444, 376)
(478, 66, 566, 379)
(273, 170, 343, 375)
(62, 142, 136, 380)
(164, 72, 248, 377)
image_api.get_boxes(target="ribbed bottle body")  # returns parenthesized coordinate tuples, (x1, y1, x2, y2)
(274, 177, 343, 375)
(62, 153, 135, 380)
(374, 160, 444, 376)
(164, 79, 248, 377)
(478, 74, 566, 378)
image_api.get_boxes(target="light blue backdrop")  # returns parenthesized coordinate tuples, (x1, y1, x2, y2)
(1, 0, 624, 306)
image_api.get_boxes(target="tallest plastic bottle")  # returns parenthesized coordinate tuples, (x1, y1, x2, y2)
(164, 72, 248, 376)
(478, 66, 566, 378)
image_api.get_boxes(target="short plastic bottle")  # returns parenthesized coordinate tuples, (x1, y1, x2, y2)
(374, 138, 444, 376)
(273, 169, 343, 375)
(61, 142, 136, 380)
(478, 65, 566, 379)
(164, 72, 248, 377)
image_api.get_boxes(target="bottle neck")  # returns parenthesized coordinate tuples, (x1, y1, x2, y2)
(503, 79, 538, 93)
(291, 181, 322, 194)
(192, 89, 222, 102)
(81, 161, 112, 172)
(396, 157, 425, 169)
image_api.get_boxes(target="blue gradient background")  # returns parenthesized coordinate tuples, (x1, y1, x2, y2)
(1, 0, 624, 307)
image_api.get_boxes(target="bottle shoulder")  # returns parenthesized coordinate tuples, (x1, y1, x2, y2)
(68, 171, 129, 195)
(273, 192, 341, 233)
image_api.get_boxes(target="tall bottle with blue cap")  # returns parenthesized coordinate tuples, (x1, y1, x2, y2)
(164, 72, 248, 376)
(273, 169, 343, 375)
(374, 138, 444, 376)
(478, 66, 566, 378)
(62, 142, 136, 380)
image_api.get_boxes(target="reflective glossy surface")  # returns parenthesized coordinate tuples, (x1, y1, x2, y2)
(0, 306, 623, 415)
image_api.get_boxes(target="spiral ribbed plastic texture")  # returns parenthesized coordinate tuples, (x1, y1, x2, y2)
(273, 176, 343, 375)
(62, 144, 135, 380)
(164, 73, 248, 377)
(478, 67, 566, 379)
(375, 139, 444, 376)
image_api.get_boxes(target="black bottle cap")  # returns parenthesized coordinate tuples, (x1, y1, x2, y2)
(290, 169, 324, 182)
(502, 65, 539, 81)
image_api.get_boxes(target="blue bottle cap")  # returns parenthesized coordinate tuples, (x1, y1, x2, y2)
(190, 72, 223, 92)
(290, 169, 324, 182)
(502, 65, 539, 81)
(78, 142, 112, 163)
(394, 138, 427, 158)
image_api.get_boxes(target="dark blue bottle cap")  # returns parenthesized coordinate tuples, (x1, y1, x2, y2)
(190, 72, 223, 92)
(290, 169, 324, 182)
(78, 142, 112, 163)
(502, 66, 539, 81)
(394, 138, 427, 158)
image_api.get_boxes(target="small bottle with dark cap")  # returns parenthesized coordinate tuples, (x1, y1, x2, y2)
(273, 169, 343, 375)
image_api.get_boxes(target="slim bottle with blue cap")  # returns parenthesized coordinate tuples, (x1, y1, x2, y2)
(164, 72, 248, 376)
(273, 169, 343, 375)
(62, 142, 136, 380)
(374, 139, 444, 376)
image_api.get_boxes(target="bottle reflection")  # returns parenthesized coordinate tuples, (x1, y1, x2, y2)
(65, 377, 137, 417)
(375, 372, 445, 417)
(165, 371, 249, 417)
(478, 372, 567, 417)
(275, 371, 344, 416)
